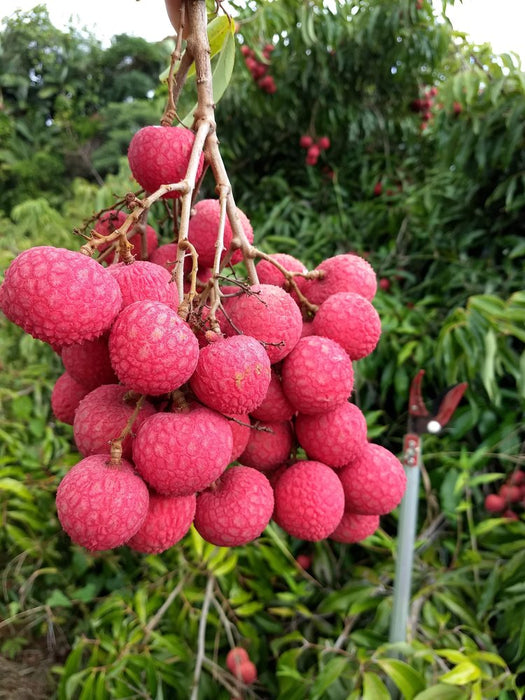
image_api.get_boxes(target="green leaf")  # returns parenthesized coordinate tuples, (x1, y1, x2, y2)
(375, 659, 425, 699)
(439, 662, 481, 684)
(414, 685, 467, 700)
(46, 589, 72, 608)
(310, 656, 349, 699)
(362, 671, 390, 699)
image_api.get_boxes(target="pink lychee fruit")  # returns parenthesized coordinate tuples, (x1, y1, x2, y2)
(338, 443, 407, 515)
(126, 491, 196, 554)
(300, 320, 315, 337)
(109, 300, 199, 395)
(95, 210, 159, 263)
(499, 484, 521, 503)
(329, 512, 380, 543)
(250, 369, 295, 422)
(189, 334, 271, 414)
(484, 493, 505, 513)
(127, 126, 204, 199)
(224, 284, 302, 363)
(300, 253, 377, 305)
(73, 384, 156, 460)
(300, 135, 313, 149)
(295, 553, 312, 569)
(255, 254, 307, 289)
(106, 260, 179, 310)
(295, 402, 367, 468)
(234, 660, 258, 684)
(149, 242, 178, 272)
(225, 414, 251, 462)
(281, 335, 354, 415)
(55, 454, 149, 551)
(1, 246, 122, 347)
(194, 465, 274, 546)
(239, 420, 294, 472)
(312, 291, 381, 360)
(132, 406, 233, 496)
(273, 460, 345, 541)
(51, 371, 91, 425)
(187, 198, 254, 267)
(61, 334, 117, 391)
(226, 647, 250, 674)
(317, 136, 331, 150)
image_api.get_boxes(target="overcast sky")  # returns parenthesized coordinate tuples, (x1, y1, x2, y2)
(1, 0, 524, 65)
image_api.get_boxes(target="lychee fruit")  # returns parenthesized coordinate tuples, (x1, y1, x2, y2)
(317, 136, 330, 150)
(61, 334, 117, 391)
(225, 284, 303, 363)
(126, 491, 196, 553)
(187, 198, 254, 267)
(73, 384, 156, 460)
(281, 335, 354, 415)
(484, 493, 505, 513)
(273, 460, 345, 541)
(55, 454, 149, 551)
(95, 211, 159, 263)
(194, 465, 274, 546)
(132, 406, 233, 496)
(225, 414, 251, 462)
(300, 253, 377, 305)
(329, 512, 380, 543)
(312, 291, 381, 360)
(250, 369, 295, 422)
(255, 253, 307, 289)
(149, 242, 178, 272)
(1, 246, 122, 347)
(189, 334, 271, 414)
(300, 135, 313, 149)
(51, 371, 91, 425)
(226, 647, 250, 673)
(294, 402, 367, 468)
(499, 484, 521, 503)
(338, 443, 407, 515)
(295, 553, 312, 569)
(107, 260, 179, 310)
(109, 300, 199, 395)
(239, 420, 294, 472)
(127, 125, 204, 198)
(233, 659, 258, 684)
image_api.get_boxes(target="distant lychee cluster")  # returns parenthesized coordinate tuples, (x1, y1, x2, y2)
(240, 43, 276, 94)
(299, 134, 331, 166)
(409, 85, 438, 131)
(484, 470, 525, 521)
(0, 124, 407, 555)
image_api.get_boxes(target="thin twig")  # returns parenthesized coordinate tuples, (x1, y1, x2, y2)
(190, 575, 215, 700)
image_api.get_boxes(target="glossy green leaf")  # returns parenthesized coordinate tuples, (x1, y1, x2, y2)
(375, 659, 425, 699)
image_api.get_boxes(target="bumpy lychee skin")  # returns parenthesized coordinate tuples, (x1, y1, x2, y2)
(255, 253, 307, 289)
(132, 407, 233, 496)
(226, 413, 251, 462)
(56, 454, 149, 551)
(149, 242, 178, 272)
(107, 260, 179, 310)
(73, 384, 156, 460)
(189, 335, 271, 414)
(329, 512, 380, 543)
(226, 647, 250, 674)
(313, 291, 381, 360)
(187, 199, 254, 267)
(109, 300, 199, 395)
(95, 210, 159, 263)
(338, 443, 407, 515)
(281, 335, 354, 415)
(295, 402, 367, 468)
(51, 371, 91, 425)
(239, 420, 294, 472)
(194, 466, 274, 546)
(1, 246, 122, 347)
(61, 335, 117, 391)
(250, 369, 295, 422)
(300, 253, 377, 304)
(127, 126, 204, 199)
(273, 460, 345, 541)
(126, 492, 196, 554)
(225, 284, 303, 363)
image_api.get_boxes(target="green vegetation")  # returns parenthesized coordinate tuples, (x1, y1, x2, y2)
(1, 1, 524, 698)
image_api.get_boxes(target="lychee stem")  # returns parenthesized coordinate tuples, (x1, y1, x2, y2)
(190, 575, 214, 700)
(107, 394, 146, 466)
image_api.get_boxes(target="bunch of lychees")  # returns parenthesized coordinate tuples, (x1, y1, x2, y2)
(0, 1, 407, 557)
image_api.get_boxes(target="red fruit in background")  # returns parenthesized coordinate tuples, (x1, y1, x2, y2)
(127, 126, 204, 199)
(109, 300, 199, 395)
(373, 181, 383, 196)
(95, 210, 159, 263)
(240, 45, 253, 57)
(484, 493, 506, 513)
(503, 509, 519, 521)
(51, 371, 91, 425)
(234, 659, 258, 684)
(1, 246, 122, 347)
(226, 413, 251, 462)
(189, 335, 271, 415)
(56, 454, 149, 551)
(296, 553, 312, 569)
(306, 144, 320, 166)
(194, 466, 274, 546)
(499, 484, 521, 503)
(132, 406, 233, 496)
(250, 369, 295, 422)
(300, 135, 313, 149)
(379, 277, 391, 291)
(281, 335, 354, 415)
(239, 419, 294, 472)
(255, 253, 307, 289)
(317, 136, 330, 150)
(226, 647, 250, 673)
(429, 86, 438, 96)
(273, 460, 345, 541)
(149, 242, 178, 272)
(61, 335, 117, 391)
(107, 260, 179, 310)
(453, 101, 462, 115)
(510, 470, 525, 486)
(329, 512, 380, 543)
(305, 151, 318, 166)
(300, 253, 377, 304)
(126, 492, 196, 554)
(258, 75, 277, 93)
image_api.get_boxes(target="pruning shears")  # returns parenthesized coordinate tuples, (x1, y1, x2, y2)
(390, 370, 468, 646)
